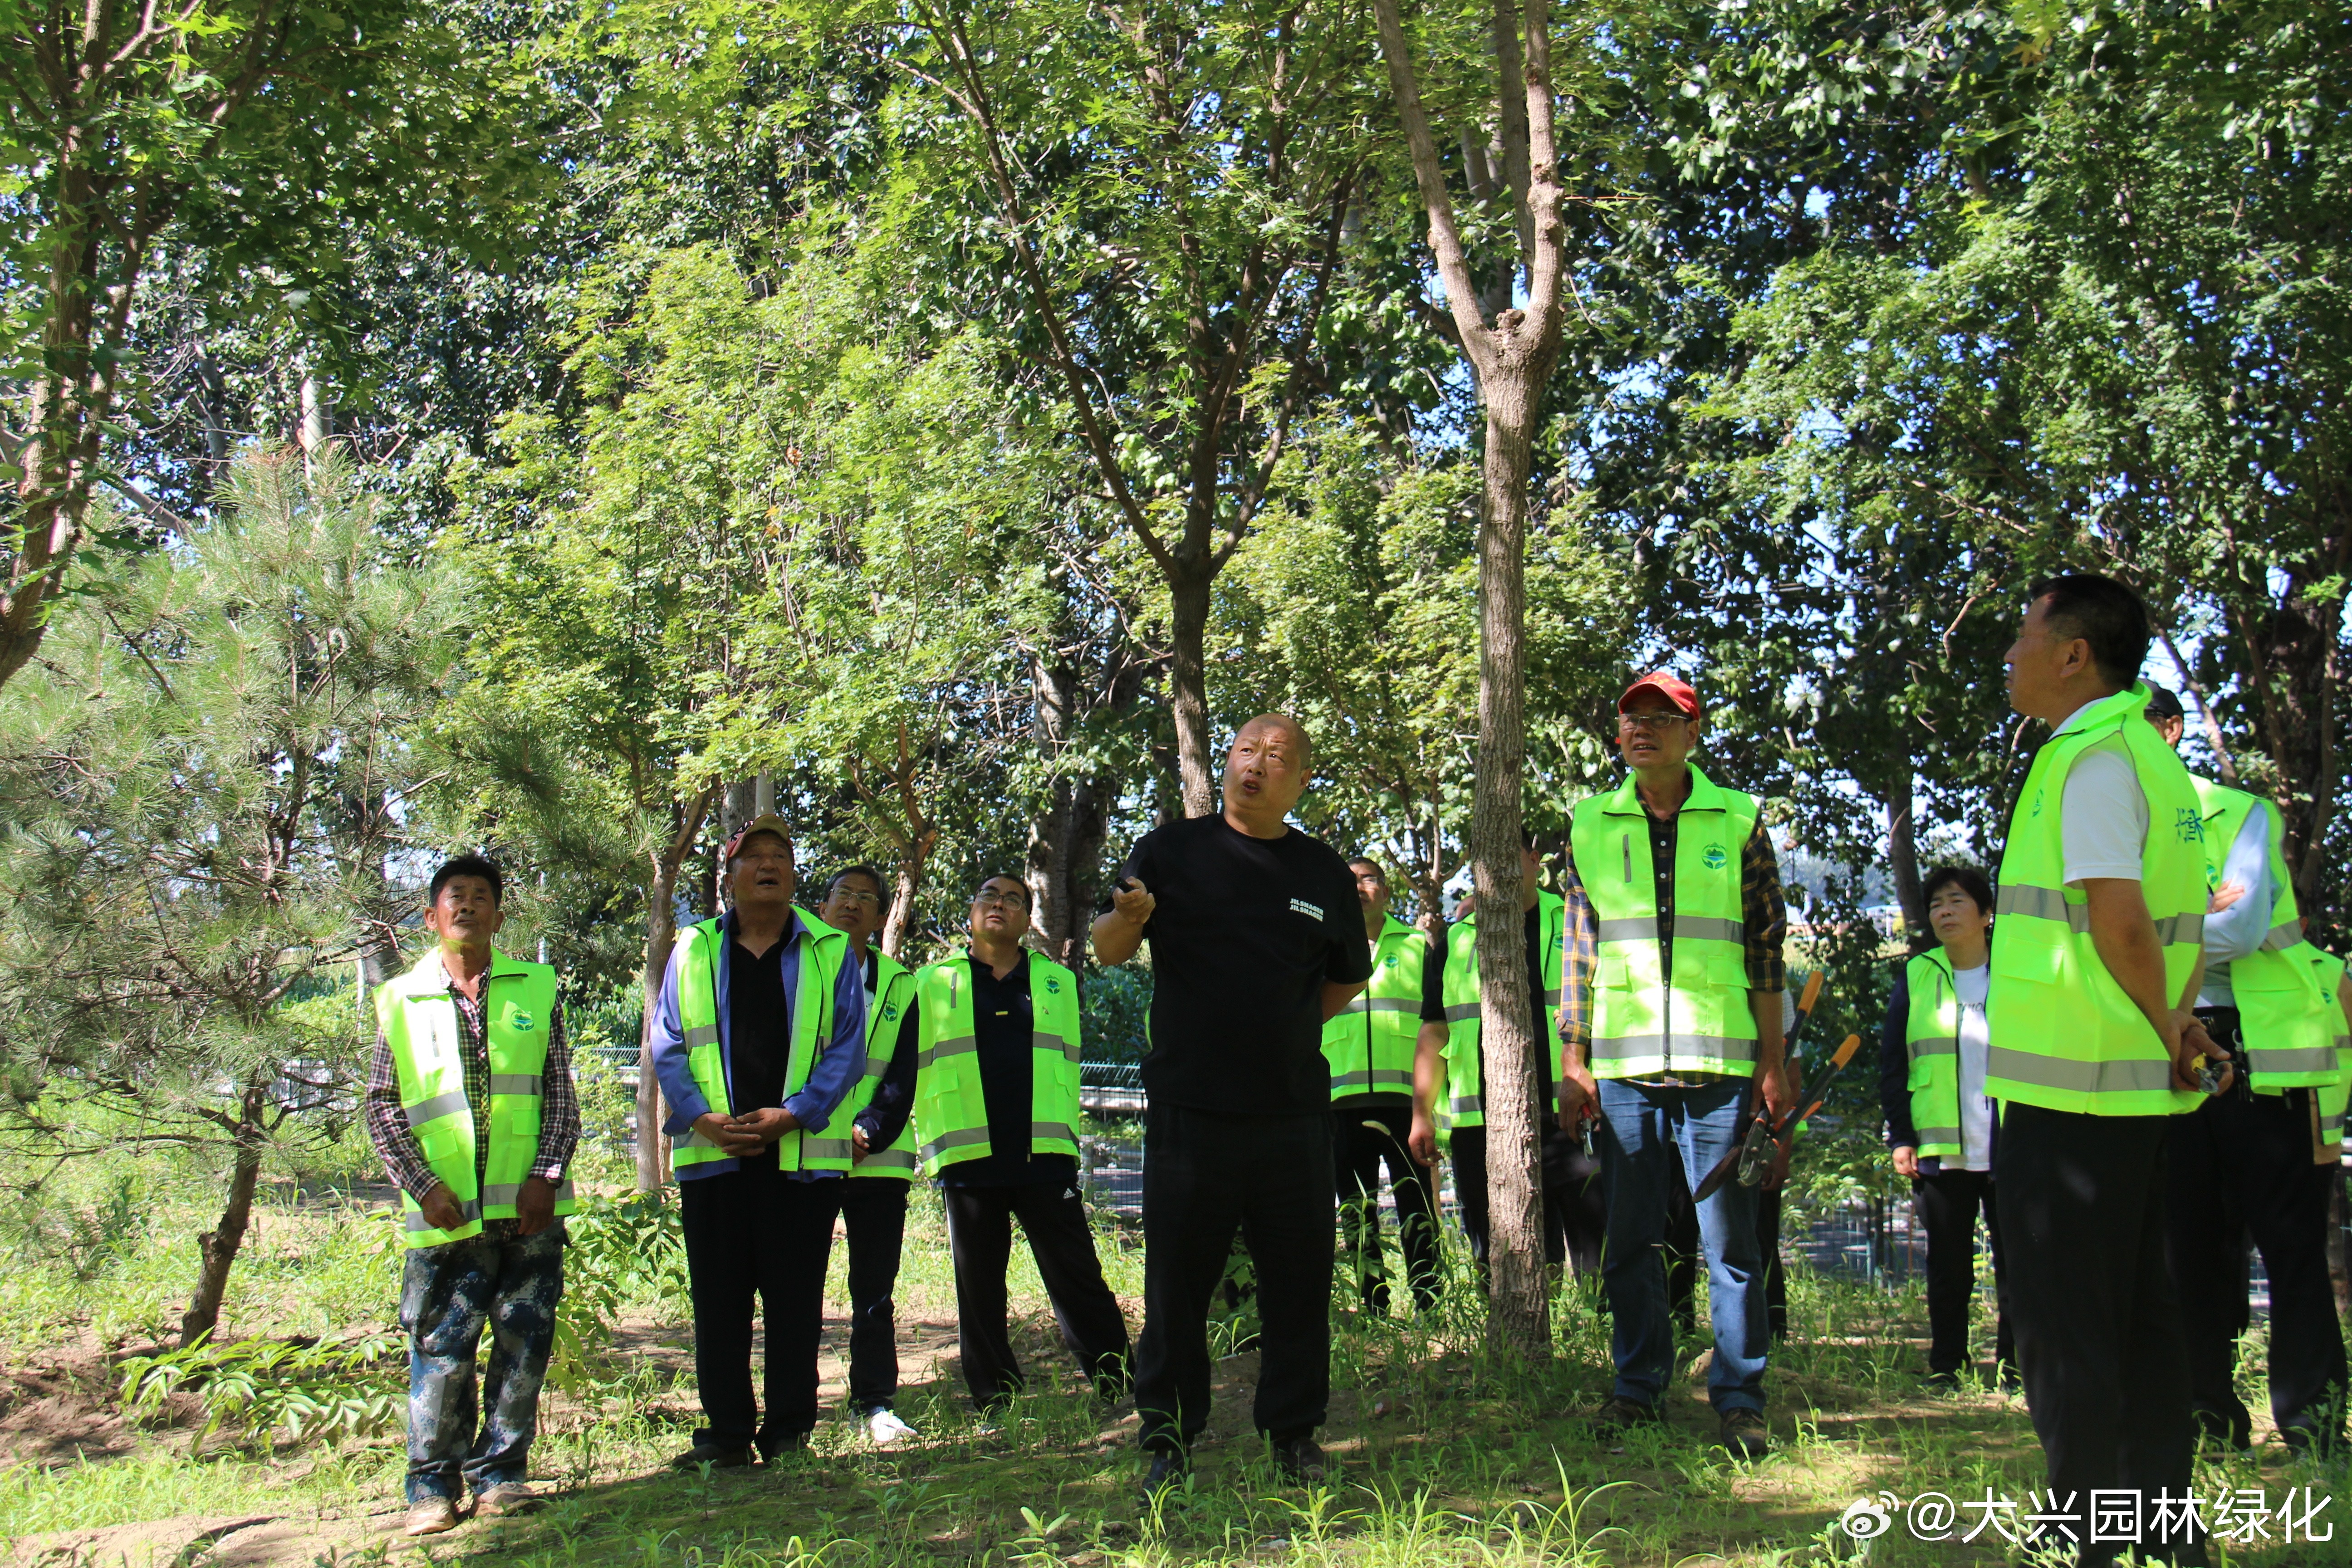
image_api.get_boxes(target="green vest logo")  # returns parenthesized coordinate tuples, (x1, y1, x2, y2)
(510, 1011, 535, 1031)
(1702, 844, 1727, 870)
(2174, 808, 2202, 844)
(1383, 952, 1397, 969)
(1045, 975, 1062, 994)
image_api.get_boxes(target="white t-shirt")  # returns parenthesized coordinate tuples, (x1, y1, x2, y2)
(1952, 963, 1994, 1173)
(2056, 700, 2149, 885)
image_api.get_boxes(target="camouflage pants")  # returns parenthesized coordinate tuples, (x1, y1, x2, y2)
(399, 1217, 565, 1503)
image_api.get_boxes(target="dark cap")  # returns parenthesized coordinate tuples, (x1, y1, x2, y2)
(2141, 683, 2185, 723)
(1617, 669, 1702, 716)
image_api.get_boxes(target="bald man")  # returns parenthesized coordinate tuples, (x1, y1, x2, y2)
(1094, 715, 1372, 1496)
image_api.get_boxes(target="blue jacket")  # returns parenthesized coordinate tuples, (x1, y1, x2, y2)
(649, 907, 868, 1181)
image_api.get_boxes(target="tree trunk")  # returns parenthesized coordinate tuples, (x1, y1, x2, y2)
(637, 788, 716, 1192)
(1166, 559, 1218, 818)
(2237, 576, 2343, 930)
(3, 222, 117, 693)
(1884, 774, 1926, 950)
(182, 1080, 269, 1347)
(1470, 380, 1551, 1361)
(882, 844, 931, 961)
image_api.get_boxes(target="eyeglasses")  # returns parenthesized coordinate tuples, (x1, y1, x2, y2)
(973, 891, 1027, 910)
(1617, 711, 1688, 732)
(830, 890, 882, 907)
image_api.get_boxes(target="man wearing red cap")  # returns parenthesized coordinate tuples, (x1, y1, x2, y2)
(1558, 671, 1792, 1459)
(649, 814, 869, 1468)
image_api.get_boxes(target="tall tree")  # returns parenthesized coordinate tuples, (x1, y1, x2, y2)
(0, 0, 534, 689)
(848, 0, 1376, 814)
(1370, 0, 1586, 1357)
(0, 448, 459, 1344)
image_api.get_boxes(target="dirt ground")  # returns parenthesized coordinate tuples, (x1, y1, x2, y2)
(6, 1298, 1164, 1566)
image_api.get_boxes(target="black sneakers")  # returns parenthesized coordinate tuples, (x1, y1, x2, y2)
(1271, 1436, 1328, 1484)
(1139, 1448, 1191, 1505)
(1590, 1395, 1664, 1436)
(669, 1442, 754, 1470)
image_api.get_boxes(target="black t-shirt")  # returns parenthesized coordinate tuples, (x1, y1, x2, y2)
(1113, 814, 1372, 1114)
(1417, 903, 1550, 1121)
(940, 955, 1078, 1189)
(729, 939, 790, 1173)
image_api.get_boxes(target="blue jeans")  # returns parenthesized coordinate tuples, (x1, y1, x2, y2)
(1596, 1078, 1767, 1414)
(399, 1217, 565, 1503)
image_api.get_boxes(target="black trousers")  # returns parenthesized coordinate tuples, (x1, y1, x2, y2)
(1915, 1167, 2013, 1375)
(1999, 1104, 2204, 1567)
(1135, 1104, 1332, 1452)
(1451, 1124, 1599, 1273)
(941, 1179, 1131, 1411)
(2163, 1073, 2348, 1448)
(1333, 1104, 1441, 1312)
(678, 1167, 842, 1448)
(837, 1177, 909, 1413)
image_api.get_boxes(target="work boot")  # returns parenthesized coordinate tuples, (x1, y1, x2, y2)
(473, 1482, 541, 1518)
(759, 1430, 812, 1463)
(1718, 1407, 1769, 1460)
(1589, 1395, 1663, 1438)
(402, 1496, 461, 1536)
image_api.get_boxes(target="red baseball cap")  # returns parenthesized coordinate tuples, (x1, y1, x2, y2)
(1617, 669, 1702, 716)
(721, 813, 795, 865)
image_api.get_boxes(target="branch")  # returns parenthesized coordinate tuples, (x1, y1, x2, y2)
(1370, 0, 1493, 370)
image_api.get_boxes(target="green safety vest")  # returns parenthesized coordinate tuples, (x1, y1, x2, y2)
(377, 950, 578, 1248)
(1901, 950, 1967, 1161)
(1985, 683, 2207, 1116)
(912, 950, 1083, 1179)
(846, 951, 920, 1179)
(2311, 950, 2349, 1149)
(1437, 891, 1567, 1129)
(668, 910, 854, 1173)
(1322, 915, 1428, 1100)
(1570, 766, 1762, 1079)
(2190, 777, 2337, 1089)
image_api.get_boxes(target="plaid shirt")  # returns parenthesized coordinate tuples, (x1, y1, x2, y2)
(363, 957, 580, 1204)
(1558, 804, 1787, 1072)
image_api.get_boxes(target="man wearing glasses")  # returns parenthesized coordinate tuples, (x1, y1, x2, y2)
(1557, 671, 1791, 1460)
(906, 873, 1130, 1419)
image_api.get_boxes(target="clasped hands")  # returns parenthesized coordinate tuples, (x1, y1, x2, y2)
(693, 1105, 800, 1157)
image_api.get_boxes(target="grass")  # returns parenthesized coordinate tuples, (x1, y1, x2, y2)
(3, 1147, 2347, 1565)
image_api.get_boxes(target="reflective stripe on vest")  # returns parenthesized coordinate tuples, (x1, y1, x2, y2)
(2313, 951, 2350, 1148)
(1436, 892, 1567, 1130)
(377, 951, 578, 1248)
(847, 955, 919, 1180)
(1903, 950, 1964, 1159)
(2190, 778, 2337, 1089)
(1322, 915, 1427, 1100)
(1985, 683, 2207, 1116)
(1570, 766, 1760, 1079)
(668, 909, 853, 1172)
(911, 952, 1083, 1178)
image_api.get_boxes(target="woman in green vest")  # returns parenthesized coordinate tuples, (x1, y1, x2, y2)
(816, 865, 923, 1446)
(1875, 864, 2014, 1392)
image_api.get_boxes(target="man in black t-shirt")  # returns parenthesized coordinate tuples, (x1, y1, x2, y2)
(1093, 714, 1372, 1496)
